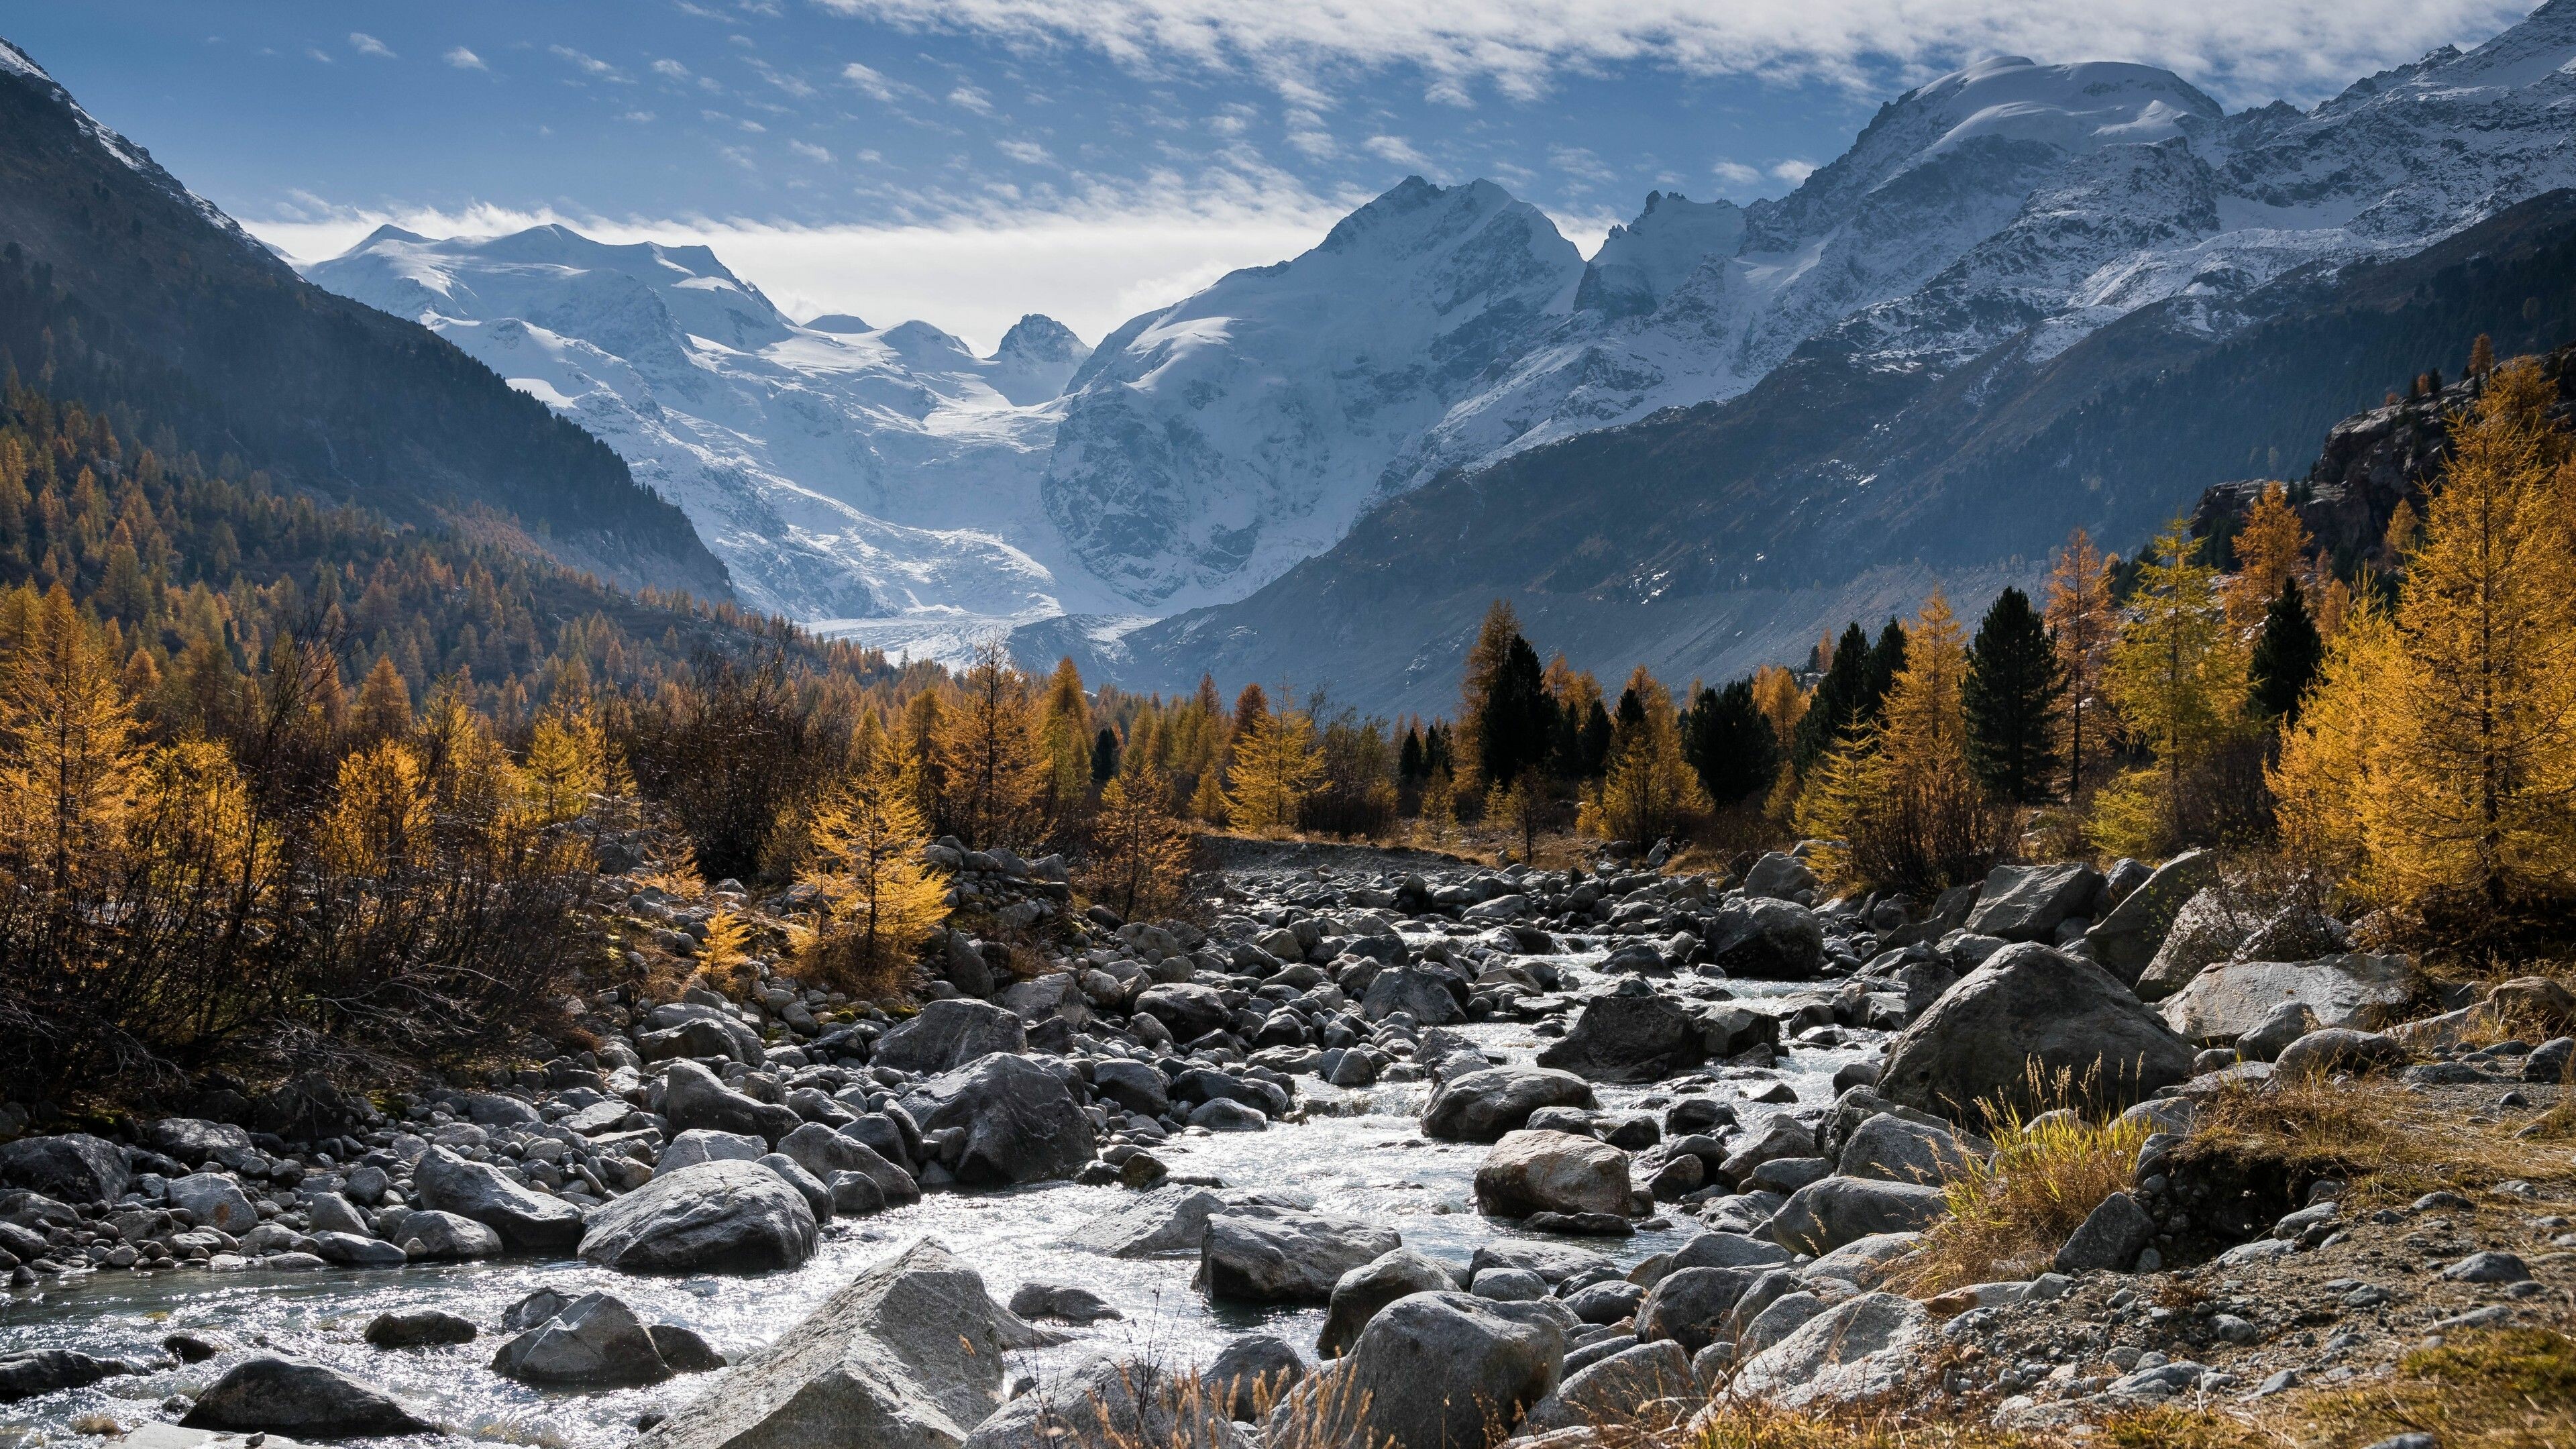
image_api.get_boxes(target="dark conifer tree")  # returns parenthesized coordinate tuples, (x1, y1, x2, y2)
(1962, 586, 2065, 801)
(1792, 621, 1873, 771)
(2248, 576, 2325, 723)
(1473, 634, 1556, 785)
(1685, 678, 1780, 806)
(1398, 726, 1426, 783)
(1091, 726, 1120, 784)
(1578, 699, 1612, 777)
(1861, 618, 1908, 722)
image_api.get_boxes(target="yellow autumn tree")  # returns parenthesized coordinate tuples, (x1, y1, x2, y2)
(350, 655, 415, 745)
(1750, 664, 1807, 751)
(1796, 590, 2000, 890)
(1037, 656, 1093, 818)
(0, 586, 143, 896)
(1582, 674, 1707, 845)
(2044, 527, 2118, 798)
(321, 739, 433, 879)
(939, 645, 1045, 849)
(523, 701, 608, 826)
(1225, 697, 1323, 835)
(2092, 519, 2251, 856)
(1084, 768, 1194, 920)
(799, 746, 951, 997)
(2274, 360, 2576, 912)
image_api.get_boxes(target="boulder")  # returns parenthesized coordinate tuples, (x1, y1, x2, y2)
(640, 1240, 1008, 1449)
(1318, 1248, 1457, 1358)
(180, 1357, 435, 1437)
(1202, 1211, 1403, 1305)
(1067, 1186, 1235, 1258)
(1522, 1341, 1693, 1432)
(902, 1053, 1099, 1186)
(1275, 1293, 1564, 1449)
(2237, 1001, 2322, 1063)
(1701, 898, 1825, 978)
(409, 1146, 586, 1253)
(1635, 1267, 1758, 1353)
(1964, 863, 2104, 944)
(1360, 965, 1466, 1026)
(1000, 972, 1091, 1030)
(165, 1172, 262, 1235)
(759, 1152, 837, 1222)
(961, 1356, 1246, 1449)
(580, 1159, 818, 1273)
(663, 1059, 804, 1145)
(1878, 943, 2194, 1123)
(1717, 1116, 1817, 1188)
(492, 1292, 672, 1386)
(657, 1128, 769, 1174)
(1091, 1060, 1172, 1117)
(1836, 1114, 1977, 1186)
(2273, 1028, 2411, 1078)
(1741, 851, 1819, 901)
(398, 1209, 504, 1260)
(637, 1002, 766, 1065)
(1134, 982, 1234, 1043)
(873, 998, 1028, 1075)
(142, 1118, 257, 1170)
(1768, 1177, 1949, 1254)
(0, 1134, 128, 1205)
(1208, 1335, 1308, 1421)
(1729, 1293, 1927, 1408)
(2133, 890, 2260, 1000)
(0, 1350, 127, 1404)
(1421, 1068, 1597, 1142)
(365, 1310, 478, 1349)
(1534, 994, 1704, 1083)
(1473, 1131, 1631, 1220)
(2053, 1191, 2155, 1274)
(2159, 954, 2418, 1044)
(316, 1231, 410, 1267)
(1007, 1283, 1123, 1324)
(2082, 850, 2218, 985)
(780, 1122, 918, 1205)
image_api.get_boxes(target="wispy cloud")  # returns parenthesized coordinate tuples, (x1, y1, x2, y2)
(443, 46, 488, 71)
(1770, 158, 1817, 183)
(810, 0, 2533, 106)
(653, 58, 692, 80)
(549, 44, 631, 83)
(841, 60, 900, 101)
(349, 32, 395, 60)
(1361, 134, 1426, 167)
(996, 138, 1053, 164)
(947, 84, 996, 115)
(790, 139, 835, 162)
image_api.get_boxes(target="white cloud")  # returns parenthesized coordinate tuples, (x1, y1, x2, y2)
(841, 60, 900, 100)
(996, 138, 1054, 164)
(812, 0, 2534, 106)
(790, 139, 834, 162)
(245, 191, 1354, 353)
(307, 47, 334, 64)
(549, 44, 630, 83)
(653, 58, 692, 80)
(619, 110, 658, 123)
(1770, 158, 1817, 183)
(443, 46, 488, 70)
(350, 32, 395, 59)
(1362, 134, 1426, 167)
(1710, 159, 1762, 186)
(948, 84, 996, 114)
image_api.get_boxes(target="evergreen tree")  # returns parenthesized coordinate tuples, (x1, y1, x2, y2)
(1472, 633, 1556, 789)
(2095, 519, 2251, 854)
(1962, 586, 2063, 802)
(1684, 677, 1780, 806)
(1037, 657, 1091, 816)
(2247, 576, 2324, 722)
(1862, 618, 1909, 720)
(1792, 621, 1872, 771)
(1577, 699, 1613, 778)
(1091, 725, 1120, 784)
(1398, 726, 1425, 784)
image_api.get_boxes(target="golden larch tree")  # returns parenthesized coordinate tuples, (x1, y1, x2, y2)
(2095, 518, 2248, 853)
(2044, 527, 2117, 798)
(1225, 696, 1323, 835)
(1797, 590, 1998, 890)
(1583, 673, 1707, 845)
(799, 745, 951, 997)
(0, 586, 143, 896)
(1085, 768, 1193, 920)
(938, 644, 1044, 849)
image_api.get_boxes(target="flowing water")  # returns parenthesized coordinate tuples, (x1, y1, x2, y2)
(0, 957, 1875, 1448)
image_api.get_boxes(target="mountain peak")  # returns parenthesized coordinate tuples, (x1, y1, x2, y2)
(804, 312, 873, 333)
(994, 313, 1086, 362)
(1579, 190, 1744, 317)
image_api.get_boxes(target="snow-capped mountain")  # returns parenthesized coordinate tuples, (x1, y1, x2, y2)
(306, 225, 1120, 649)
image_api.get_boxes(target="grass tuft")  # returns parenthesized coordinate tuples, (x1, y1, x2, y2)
(1893, 1065, 2151, 1293)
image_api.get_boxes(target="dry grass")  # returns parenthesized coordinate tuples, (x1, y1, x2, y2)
(1893, 1069, 2153, 1293)
(2098, 1328, 2576, 1449)
(2178, 1071, 2568, 1205)
(1686, 1399, 2057, 1449)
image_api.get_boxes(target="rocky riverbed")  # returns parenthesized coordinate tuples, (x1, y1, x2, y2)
(1, 839, 2570, 1448)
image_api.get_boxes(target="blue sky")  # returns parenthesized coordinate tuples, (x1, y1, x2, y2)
(0, 0, 2536, 350)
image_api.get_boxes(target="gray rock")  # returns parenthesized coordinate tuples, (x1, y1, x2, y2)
(1272, 1292, 1564, 1449)
(2083, 850, 2217, 985)
(781, 1122, 918, 1205)
(1964, 863, 2105, 944)
(663, 1059, 804, 1145)
(492, 1292, 672, 1386)
(143, 1118, 258, 1170)
(1067, 1187, 1239, 1258)
(1768, 1177, 1949, 1255)
(180, 1357, 435, 1437)
(0, 1134, 128, 1205)
(1421, 1067, 1598, 1142)
(409, 1146, 587, 1253)
(1522, 1340, 1693, 1432)
(2236, 1001, 2322, 1063)
(1468, 1241, 1615, 1288)
(1836, 1114, 1975, 1186)
(1191, 1099, 1270, 1132)
(759, 1152, 837, 1221)
(1730, 1293, 1926, 1407)
(1534, 994, 1706, 1083)
(1741, 852, 1819, 902)
(2159, 954, 2417, 1044)
(396, 1209, 503, 1260)
(902, 1053, 1099, 1186)
(1563, 1280, 1646, 1324)
(316, 1231, 410, 1267)
(2271, 1028, 2412, 1078)
(1007, 1283, 1123, 1324)
(963, 1356, 1246, 1449)
(1702, 898, 1826, 978)
(653, 1325, 727, 1374)
(657, 1127, 769, 1173)
(2053, 1191, 2155, 1273)
(2441, 1251, 2531, 1284)
(1719, 1116, 1817, 1188)
(307, 1191, 369, 1236)
(1670, 1232, 1795, 1272)
(1473, 1130, 1632, 1219)
(1360, 965, 1466, 1026)
(166, 1172, 262, 1235)
(639, 1239, 1008, 1449)
(1635, 1267, 1758, 1352)
(1207, 1334, 1307, 1421)
(578, 1159, 819, 1272)
(365, 1310, 478, 1348)
(1737, 1291, 1827, 1360)
(0, 1350, 127, 1404)
(874, 998, 1029, 1074)
(1878, 943, 2194, 1124)
(1319, 1248, 1457, 1358)
(1092, 1060, 1173, 1117)
(1203, 1211, 1402, 1305)
(2134, 890, 2261, 1000)
(637, 1002, 766, 1065)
